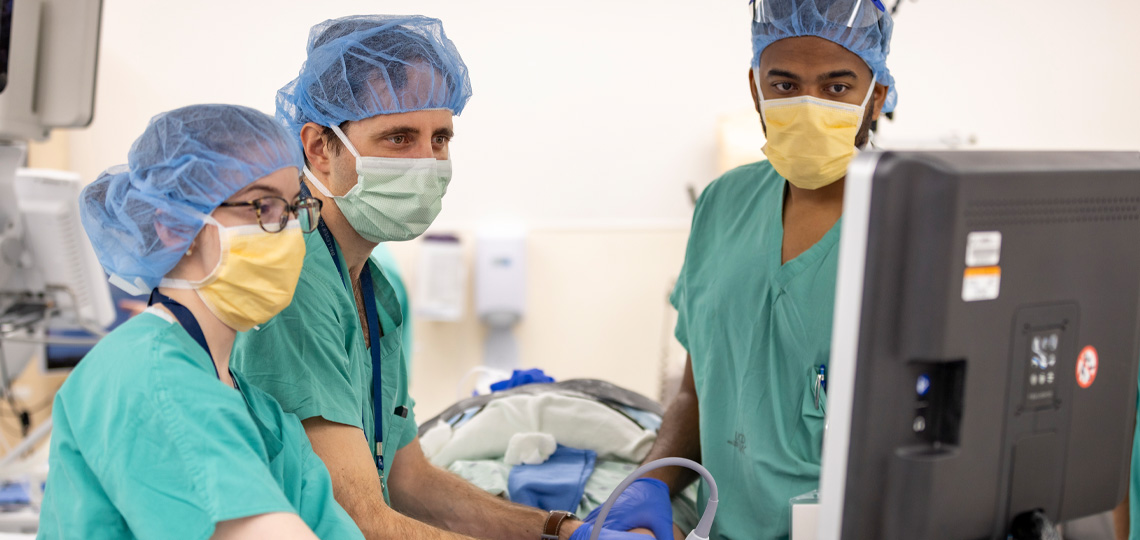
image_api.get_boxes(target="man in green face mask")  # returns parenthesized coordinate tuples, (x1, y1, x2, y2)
(232, 15, 665, 540)
(634, 1, 895, 539)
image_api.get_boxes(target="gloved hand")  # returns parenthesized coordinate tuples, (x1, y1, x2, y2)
(568, 523, 659, 540)
(577, 478, 674, 540)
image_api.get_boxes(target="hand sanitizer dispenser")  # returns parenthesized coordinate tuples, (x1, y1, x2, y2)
(475, 227, 526, 372)
(414, 234, 466, 322)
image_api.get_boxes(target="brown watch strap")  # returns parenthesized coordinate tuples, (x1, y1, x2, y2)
(541, 510, 577, 540)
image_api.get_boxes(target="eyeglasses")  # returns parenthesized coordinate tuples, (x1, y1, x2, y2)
(218, 196, 323, 233)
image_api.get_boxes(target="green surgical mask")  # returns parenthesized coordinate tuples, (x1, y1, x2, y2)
(303, 124, 452, 243)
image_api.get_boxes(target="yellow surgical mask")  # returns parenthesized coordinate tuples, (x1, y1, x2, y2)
(759, 73, 877, 190)
(163, 217, 306, 331)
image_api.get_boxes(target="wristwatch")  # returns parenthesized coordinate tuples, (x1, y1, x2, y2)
(541, 510, 578, 540)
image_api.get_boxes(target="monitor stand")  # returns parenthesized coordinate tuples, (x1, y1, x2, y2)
(1009, 510, 1062, 540)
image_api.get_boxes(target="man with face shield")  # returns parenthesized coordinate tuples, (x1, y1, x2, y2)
(232, 15, 670, 540)
(635, 1, 896, 539)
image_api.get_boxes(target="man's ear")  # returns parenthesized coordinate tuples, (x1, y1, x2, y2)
(871, 83, 889, 121)
(301, 122, 332, 174)
(749, 67, 762, 115)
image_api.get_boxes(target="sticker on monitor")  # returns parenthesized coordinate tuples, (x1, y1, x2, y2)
(1076, 346, 1098, 389)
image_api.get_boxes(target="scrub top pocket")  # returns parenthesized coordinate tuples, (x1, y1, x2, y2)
(794, 367, 828, 465)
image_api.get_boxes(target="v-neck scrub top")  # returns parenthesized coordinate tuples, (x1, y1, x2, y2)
(37, 309, 363, 540)
(670, 160, 841, 540)
(231, 227, 417, 499)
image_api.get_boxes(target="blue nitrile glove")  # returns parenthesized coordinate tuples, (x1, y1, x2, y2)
(578, 478, 674, 540)
(568, 522, 663, 540)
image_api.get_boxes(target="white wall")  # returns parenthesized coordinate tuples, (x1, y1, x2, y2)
(389, 229, 688, 424)
(67, 0, 1140, 222)
(59, 0, 1140, 418)
(69, 0, 754, 228)
(878, 0, 1140, 151)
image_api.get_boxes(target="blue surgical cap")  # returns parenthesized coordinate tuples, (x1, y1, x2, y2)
(277, 14, 473, 140)
(80, 104, 304, 294)
(751, 0, 897, 113)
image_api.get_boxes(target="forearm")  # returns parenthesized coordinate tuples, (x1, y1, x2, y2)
(1113, 493, 1129, 540)
(327, 465, 478, 540)
(392, 461, 569, 540)
(1114, 414, 1135, 540)
(211, 513, 319, 540)
(642, 356, 701, 495)
(329, 463, 474, 540)
(304, 419, 474, 540)
(349, 500, 470, 540)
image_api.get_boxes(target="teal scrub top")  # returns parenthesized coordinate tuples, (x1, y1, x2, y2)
(37, 309, 363, 540)
(371, 244, 414, 377)
(670, 160, 840, 540)
(1129, 388, 1140, 539)
(232, 228, 418, 501)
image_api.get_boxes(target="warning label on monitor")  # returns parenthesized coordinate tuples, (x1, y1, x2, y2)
(962, 266, 1001, 302)
(1076, 346, 1098, 389)
(965, 231, 1002, 267)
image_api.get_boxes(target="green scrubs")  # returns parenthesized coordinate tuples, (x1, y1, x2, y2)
(371, 244, 414, 377)
(37, 309, 363, 540)
(232, 228, 418, 500)
(670, 160, 839, 540)
(1129, 391, 1140, 539)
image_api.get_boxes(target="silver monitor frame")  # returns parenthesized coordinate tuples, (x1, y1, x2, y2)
(817, 151, 883, 540)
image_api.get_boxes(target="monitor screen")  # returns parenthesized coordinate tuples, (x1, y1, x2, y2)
(0, 0, 13, 95)
(819, 151, 1140, 540)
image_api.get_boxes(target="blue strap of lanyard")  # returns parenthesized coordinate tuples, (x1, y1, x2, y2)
(148, 289, 231, 384)
(302, 183, 346, 284)
(302, 185, 386, 472)
(359, 267, 386, 474)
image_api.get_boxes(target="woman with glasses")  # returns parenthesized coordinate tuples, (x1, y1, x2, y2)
(37, 104, 363, 540)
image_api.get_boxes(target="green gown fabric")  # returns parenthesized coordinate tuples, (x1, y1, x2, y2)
(232, 229, 418, 501)
(670, 160, 841, 540)
(37, 309, 363, 540)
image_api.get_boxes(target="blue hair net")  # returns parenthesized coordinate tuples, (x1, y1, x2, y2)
(751, 0, 898, 113)
(80, 104, 304, 294)
(277, 14, 473, 140)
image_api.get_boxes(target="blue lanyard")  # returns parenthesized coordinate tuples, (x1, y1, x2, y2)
(148, 289, 234, 386)
(303, 185, 387, 473)
(359, 267, 386, 474)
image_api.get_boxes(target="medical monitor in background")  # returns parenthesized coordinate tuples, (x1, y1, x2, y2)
(0, 0, 102, 141)
(819, 151, 1140, 540)
(0, 168, 116, 378)
(0, 0, 12, 95)
(12, 168, 115, 329)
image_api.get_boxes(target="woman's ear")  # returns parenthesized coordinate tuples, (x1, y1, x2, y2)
(154, 215, 195, 256)
(154, 214, 183, 250)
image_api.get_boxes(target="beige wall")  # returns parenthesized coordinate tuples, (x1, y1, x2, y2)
(387, 227, 690, 420)
(26, 0, 1140, 426)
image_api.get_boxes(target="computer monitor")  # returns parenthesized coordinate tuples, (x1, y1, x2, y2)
(0, 168, 116, 378)
(0, 0, 13, 95)
(819, 151, 1140, 540)
(0, 0, 102, 141)
(14, 168, 115, 329)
